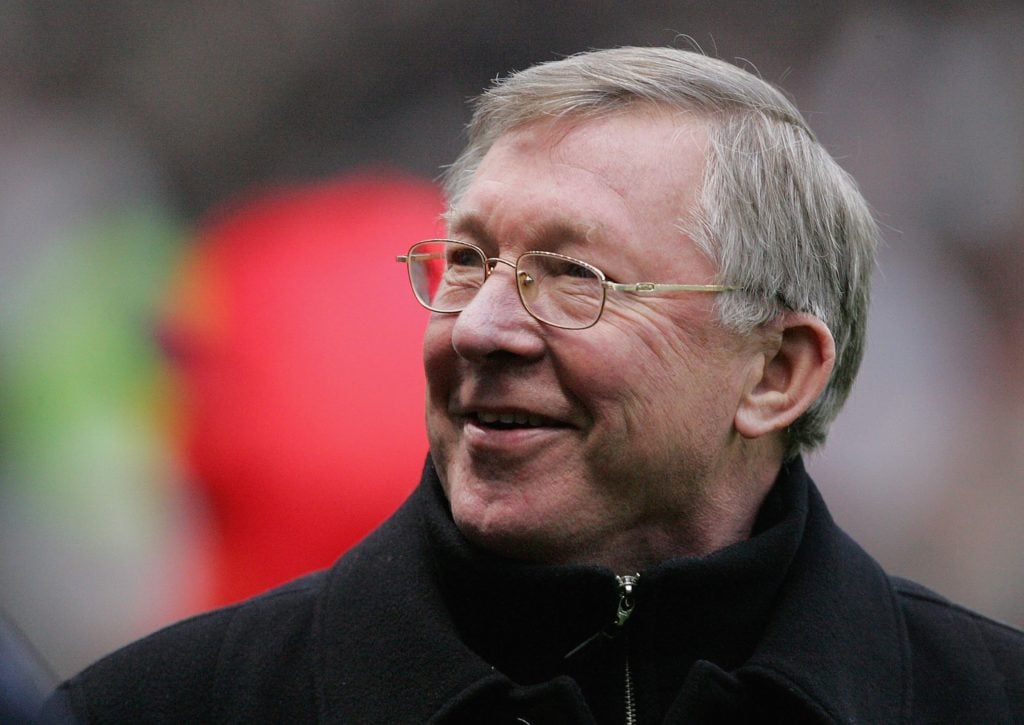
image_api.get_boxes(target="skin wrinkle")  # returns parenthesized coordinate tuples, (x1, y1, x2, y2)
(449, 121, 715, 288)
(426, 112, 790, 570)
(449, 211, 607, 264)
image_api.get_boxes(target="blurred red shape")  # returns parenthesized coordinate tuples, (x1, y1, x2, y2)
(159, 170, 445, 608)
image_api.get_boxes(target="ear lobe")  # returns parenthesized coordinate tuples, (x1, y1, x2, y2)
(734, 313, 836, 440)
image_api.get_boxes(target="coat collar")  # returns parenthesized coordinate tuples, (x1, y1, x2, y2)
(311, 457, 913, 723)
(313, 465, 498, 723)
(737, 457, 912, 722)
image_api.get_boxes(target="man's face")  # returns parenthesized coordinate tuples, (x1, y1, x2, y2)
(424, 110, 764, 568)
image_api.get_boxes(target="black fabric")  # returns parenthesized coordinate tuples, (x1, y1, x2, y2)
(44, 457, 1024, 723)
(427, 458, 805, 723)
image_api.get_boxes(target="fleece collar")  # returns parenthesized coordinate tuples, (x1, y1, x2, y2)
(312, 458, 912, 723)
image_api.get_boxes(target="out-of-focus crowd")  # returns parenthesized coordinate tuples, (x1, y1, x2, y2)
(1, 1, 1021, 691)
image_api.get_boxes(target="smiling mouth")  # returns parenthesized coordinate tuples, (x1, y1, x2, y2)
(469, 411, 566, 430)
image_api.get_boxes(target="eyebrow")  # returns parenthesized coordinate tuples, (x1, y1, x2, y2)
(444, 209, 603, 253)
(444, 211, 493, 246)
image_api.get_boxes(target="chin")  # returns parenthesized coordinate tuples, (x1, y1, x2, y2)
(448, 493, 558, 562)
(438, 454, 594, 562)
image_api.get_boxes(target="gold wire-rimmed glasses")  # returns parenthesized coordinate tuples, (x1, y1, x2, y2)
(396, 239, 738, 330)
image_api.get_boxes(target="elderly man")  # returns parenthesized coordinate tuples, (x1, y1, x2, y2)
(47, 48, 1022, 723)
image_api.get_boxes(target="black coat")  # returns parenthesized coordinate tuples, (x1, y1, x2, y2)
(47, 459, 1023, 723)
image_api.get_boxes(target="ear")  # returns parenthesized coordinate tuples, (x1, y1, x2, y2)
(734, 312, 836, 440)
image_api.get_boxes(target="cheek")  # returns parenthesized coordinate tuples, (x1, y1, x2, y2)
(592, 306, 707, 389)
(557, 319, 677, 430)
(423, 320, 455, 466)
(423, 317, 456, 384)
(585, 309, 737, 435)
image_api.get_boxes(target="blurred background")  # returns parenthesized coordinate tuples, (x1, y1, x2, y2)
(2, 0, 1022, 684)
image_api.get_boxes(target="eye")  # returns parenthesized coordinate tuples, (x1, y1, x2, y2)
(544, 258, 597, 279)
(564, 262, 595, 279)
(446, 246, 483, 268)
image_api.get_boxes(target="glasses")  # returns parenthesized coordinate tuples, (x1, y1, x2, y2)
(396, 239, 738, 330)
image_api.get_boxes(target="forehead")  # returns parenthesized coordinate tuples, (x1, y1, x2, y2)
(448, 110, 709, 258)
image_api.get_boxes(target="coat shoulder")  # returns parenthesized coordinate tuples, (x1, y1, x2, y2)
(45, 570, 327, 723)
(891, 576, 1024, 718)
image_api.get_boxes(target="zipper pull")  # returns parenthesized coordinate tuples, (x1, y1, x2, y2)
(614, 574, 639, 628)
(564, 573, 641, 660)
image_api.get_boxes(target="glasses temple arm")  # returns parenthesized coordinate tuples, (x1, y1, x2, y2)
(602, 281, 738, 295)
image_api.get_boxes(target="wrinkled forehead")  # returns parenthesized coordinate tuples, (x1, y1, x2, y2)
(443, 110, 715, 276)
(450, 111, 708, 223)
(447, 102, 711, 201)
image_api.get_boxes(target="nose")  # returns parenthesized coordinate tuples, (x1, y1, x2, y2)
(449, 260, 545, 362)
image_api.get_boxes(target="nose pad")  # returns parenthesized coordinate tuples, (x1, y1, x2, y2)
(517, 270, 537, 303)
(449, 263, 544, 361)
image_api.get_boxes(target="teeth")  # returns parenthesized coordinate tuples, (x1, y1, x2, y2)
(476, 411, 547, 426)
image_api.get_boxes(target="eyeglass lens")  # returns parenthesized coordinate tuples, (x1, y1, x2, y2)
(406, 241, 605, 328)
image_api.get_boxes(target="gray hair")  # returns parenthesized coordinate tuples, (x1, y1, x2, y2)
(444, 47, 879, 459)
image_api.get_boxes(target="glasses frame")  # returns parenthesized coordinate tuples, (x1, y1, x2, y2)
(396, 239, 738, 330)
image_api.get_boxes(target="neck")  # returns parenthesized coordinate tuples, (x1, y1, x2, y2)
(570, 442, 784, 572)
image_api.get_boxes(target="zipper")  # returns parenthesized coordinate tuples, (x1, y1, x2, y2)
(562, 573, 641, 724)
(624, 656, 637, 725)
(616, 574, 639, 725)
